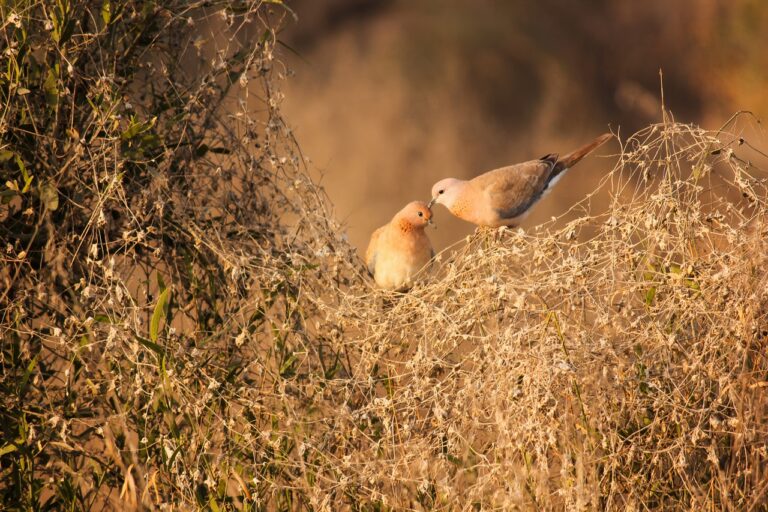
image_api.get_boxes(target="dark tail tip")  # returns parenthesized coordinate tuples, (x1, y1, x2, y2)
(554, 133, 613, 173)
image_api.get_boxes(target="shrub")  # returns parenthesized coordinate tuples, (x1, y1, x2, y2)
(1, 1, 767, 510)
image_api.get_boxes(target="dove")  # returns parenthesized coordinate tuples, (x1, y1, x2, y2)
(365, 201, 434, 291)
(429, 133, 612, 227)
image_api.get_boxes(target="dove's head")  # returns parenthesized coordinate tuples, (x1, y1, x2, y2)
(395, 201, 433, 228)
(429, 178, 465, 210)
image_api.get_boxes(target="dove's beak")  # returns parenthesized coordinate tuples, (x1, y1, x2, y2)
(427, 197, 437, 208)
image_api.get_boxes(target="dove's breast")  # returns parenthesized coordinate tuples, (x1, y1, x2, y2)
(449, 186, 506, 226)
(372, 225, 433, 291)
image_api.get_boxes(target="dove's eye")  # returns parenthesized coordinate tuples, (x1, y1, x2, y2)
(439, 189, 444, 194)
(418, 211, 424, 217)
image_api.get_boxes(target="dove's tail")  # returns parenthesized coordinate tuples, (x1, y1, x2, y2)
(551, 133, 613, 175)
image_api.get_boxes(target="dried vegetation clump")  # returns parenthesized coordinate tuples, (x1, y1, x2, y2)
(1, 1, 768, 510)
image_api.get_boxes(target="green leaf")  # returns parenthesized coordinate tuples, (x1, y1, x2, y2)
(14, 155, 33, 193)
(50, 1, 75, 45)
(101, 0, 112, 24)
(279, 353, 297, 378)
(645, 286, 656, 306)
(136, 335, 166, 357)
(44, 68, 59, 109)
(1, 189, 17, 204)
(0, 443, 19, 457)
(166, 442, 183, 469)
(15, 155, 29, 182)
(121, 115, 156, 140)
(150, 287, 171, 342)
(40, 181, 58, 211)
(19, 356, 38, 398)
(445, 453, 462, 466)
(0, 150, 14, 162)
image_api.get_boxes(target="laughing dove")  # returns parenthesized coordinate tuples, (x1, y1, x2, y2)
(365, 201, 434, 291)
(429, 133, 612, 227)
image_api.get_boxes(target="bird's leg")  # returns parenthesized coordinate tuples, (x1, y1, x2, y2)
(380, 288, 408, 311)
(475, 226, 497, 251)
(493, 225, 515, 242)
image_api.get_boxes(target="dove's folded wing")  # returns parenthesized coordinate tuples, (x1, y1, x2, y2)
(472, 159, 556, 220)
(365, 226, 385, 275)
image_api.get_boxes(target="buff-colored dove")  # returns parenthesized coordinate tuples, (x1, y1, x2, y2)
(429, 133, 612, 227)
(365, 201, 434, 291)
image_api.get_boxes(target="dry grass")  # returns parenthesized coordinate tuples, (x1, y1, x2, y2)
(2, 1, 768, 510)
(322, 115, 768, 510)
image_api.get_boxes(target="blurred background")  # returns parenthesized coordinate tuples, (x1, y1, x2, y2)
(277, 0, 768, 251)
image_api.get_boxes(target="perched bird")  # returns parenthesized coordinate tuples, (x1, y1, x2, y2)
(429, 133, 612, 227)
(365, 201, 434, 291)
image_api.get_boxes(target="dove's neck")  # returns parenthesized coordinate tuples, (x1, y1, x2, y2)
(395, 218, 423, 234)
(438, 180, 469, 210)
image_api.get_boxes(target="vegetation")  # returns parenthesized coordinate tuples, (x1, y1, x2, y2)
(1, 0, 767, 510)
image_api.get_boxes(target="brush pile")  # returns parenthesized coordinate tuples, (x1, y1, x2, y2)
(1, 1, 767, 509)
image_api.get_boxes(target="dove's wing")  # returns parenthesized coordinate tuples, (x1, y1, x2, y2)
(365, 226, 385, 275)
(471, 156, 557, 220)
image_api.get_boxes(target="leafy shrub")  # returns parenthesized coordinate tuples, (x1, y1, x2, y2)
(1, 1, 767, 510)
(1, 0, 353, 508)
